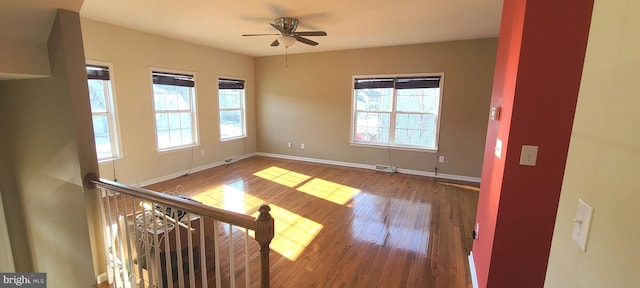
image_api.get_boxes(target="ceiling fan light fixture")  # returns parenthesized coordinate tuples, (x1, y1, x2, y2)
(278, 35, 296, 48)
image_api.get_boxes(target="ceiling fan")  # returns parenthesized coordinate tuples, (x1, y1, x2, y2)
(242, 17, 327, 47)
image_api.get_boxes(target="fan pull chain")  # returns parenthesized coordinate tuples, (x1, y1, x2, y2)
(285, 47, 289, 68)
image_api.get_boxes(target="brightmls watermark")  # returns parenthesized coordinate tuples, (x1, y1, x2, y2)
(0, 273, 46, 288)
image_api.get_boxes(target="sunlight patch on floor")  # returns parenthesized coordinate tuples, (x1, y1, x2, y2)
(251, 204, 323, 261)
(253, 166, 311, 187)
(190, 176, 324, 261)
(191, 180, 263, 213)
(297, 178, 360, 205)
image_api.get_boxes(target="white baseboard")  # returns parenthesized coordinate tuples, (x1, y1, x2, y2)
(256, 152, 481, 183)
(135, 152, 479, 188)
(96, 272, 108, 285)
(468, 251, 479, 288)
(257, 152, 373, 170)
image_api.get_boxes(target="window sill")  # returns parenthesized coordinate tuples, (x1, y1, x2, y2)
(156, 144, 200, 154)
(220, 135, 247, 142)
(98, 157, 122, 164)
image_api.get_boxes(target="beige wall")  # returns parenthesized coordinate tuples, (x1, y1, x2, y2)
(81, 19, 257, 186)
(0, 38, 50, 79)
(0, 10, 97, 286)
(545, 0, 640, 287)
(0, 103, 32, 271)
(255, 39, 497, 178)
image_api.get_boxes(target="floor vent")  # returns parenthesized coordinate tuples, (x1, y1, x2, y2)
(374, 164, 397, 173)
(224, 157, 234, 164)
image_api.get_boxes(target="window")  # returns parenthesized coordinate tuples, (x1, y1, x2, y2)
(151, 70, 198, 151)
(351, 74, 442, 150)
(218, 78, 246, 140)
(86, 63, 121, 161)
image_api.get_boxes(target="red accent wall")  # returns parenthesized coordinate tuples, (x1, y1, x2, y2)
(472, 0, 594, 287)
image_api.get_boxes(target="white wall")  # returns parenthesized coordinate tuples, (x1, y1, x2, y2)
(545, 0, 640, 287)
(81, 19, 257, 186)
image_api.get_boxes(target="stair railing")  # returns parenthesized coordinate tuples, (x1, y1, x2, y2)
(84, 173, 274, 288)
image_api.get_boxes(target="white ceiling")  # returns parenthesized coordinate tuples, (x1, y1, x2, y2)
(79, 0, 504, 57)
(0, 0, 502, 59)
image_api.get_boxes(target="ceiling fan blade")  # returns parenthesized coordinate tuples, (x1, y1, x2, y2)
(294, 31, 327, 37)
(270, 39, 280, 47)
(270, 23, 285, 34)
(294, 35, 319, 46)
(242, 33, 281, 36)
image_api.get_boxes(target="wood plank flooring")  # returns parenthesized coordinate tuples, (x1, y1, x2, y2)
(98, 156, 479, 288)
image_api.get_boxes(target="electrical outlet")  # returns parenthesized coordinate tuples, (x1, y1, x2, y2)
(438, 156, 445, 163)
(287, 142, 292, 148)
(301, 143, 305, 149)
(519, 145, 539, 166)
(200, 149, 205, 156)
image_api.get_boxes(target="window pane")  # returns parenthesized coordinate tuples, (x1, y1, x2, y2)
(355, 112, 390, 144)
(157, 130, 170, 149)
(155, 113, 168, 131)
(355, 88, 393, 111)
(154, 93, 167, 111)
(408, 114, 423, 129)
(156, 112, 196, 147)
(180, 112, 192, 129)
(220, 110, 242, 138)
(88, 79, 107, 112)
(92, 115, 112, 159)
(396, 88, 440, 113)
(178, 87, 191, 110)
(169, 129, 182, 146)
(153, 84, 193, 111)
(168, 113, 181, 130)
(219, 90, 242, 109)
(181, 128, 193, 144)
(395, 113, 437, 148)
(166, 90, 179, 110)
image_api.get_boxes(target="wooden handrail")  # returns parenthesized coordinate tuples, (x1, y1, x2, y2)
(85, 172, 256, 229)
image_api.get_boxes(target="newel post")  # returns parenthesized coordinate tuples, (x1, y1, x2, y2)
(255, 205, 275, 288)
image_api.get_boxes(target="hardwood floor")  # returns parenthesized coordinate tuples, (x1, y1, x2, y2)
(103, 156, 479, 287)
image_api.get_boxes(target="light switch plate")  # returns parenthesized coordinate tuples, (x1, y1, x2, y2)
(572, 198, 594, 252)
(519, 145, 538, 166)
(495, 138, 502, 159)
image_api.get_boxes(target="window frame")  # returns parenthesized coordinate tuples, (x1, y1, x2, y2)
(150, 68, 199, 152)
(350, 73, 444, 152)
(217, 77, 247, 141)
(86, 61, 122, 162)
